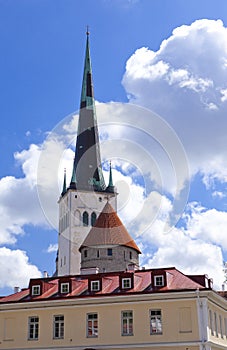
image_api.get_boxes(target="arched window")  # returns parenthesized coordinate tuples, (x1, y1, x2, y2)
(91, 212, 97, 227)
(83, 211, 89, 226)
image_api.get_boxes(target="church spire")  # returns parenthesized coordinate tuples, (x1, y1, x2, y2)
(106, 161, 115, 193)
(70, 30, 106, 192)
(61, 169, 67, 196)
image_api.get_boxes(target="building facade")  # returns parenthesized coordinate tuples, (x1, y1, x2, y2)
(0, 268, 226, 349)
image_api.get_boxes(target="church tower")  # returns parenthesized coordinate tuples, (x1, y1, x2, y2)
(57, 32, 117, 276)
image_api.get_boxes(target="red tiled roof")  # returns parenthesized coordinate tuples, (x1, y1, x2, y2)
(80, 202, 141, 253)
(0, 267, 213, 303)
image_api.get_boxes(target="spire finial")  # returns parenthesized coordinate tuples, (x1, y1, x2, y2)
(86, 25, 90, 36)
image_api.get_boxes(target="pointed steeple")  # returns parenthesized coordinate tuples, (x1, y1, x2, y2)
(106, 161, 115, 193)
(70, 159, 77, 189)
(61, 169, 67, 196)
(70, 31, 106, 192)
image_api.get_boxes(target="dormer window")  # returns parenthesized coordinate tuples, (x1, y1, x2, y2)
(122, 278, 132, 289)
(60, 282, 69, 294)
(91, 280, 100, 292)
(154, 275, 164, 287)
(32, 285, 40, 296)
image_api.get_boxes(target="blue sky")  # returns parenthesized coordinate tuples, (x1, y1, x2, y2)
(1, 0, 227, 295)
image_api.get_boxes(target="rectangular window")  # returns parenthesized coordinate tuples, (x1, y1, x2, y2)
(53, 315, 64, 339)
(154, 275, 164, 286)
(91, 280, 100, 292)
(31, 285, 40, 296)
(122, 311, 133, 336)
(87, 313, 98, 337)
(122, 278, 131, 289)
(107, 248, 112, 256)
(60, 283, 69, 294)
(28, 316, 39, 340)
(150, 310, 162, 334)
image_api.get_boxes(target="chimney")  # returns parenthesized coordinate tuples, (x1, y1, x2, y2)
(14, 286, 20, 293)
(43, 271, 48, 278)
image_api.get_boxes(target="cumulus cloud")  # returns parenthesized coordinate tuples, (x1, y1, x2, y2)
(0, 248, 41, 289)
(46, 243, 58, 253)
(122, 19, 227, 184)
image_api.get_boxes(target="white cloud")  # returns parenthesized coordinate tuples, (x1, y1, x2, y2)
(122, 19, 227, 184)
(184, 203, 227, 251)
(46, 243, 58, 253)
(0, 248, 41, 289)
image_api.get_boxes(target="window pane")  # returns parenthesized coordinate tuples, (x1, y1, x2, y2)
(87, 313, 98, 337)
(53, 315, 64, 339)
(150, 310, 162, 334)
(122, 311, 133, 335)
(83, 212, 89, 226)
(28, 316, 39, 340)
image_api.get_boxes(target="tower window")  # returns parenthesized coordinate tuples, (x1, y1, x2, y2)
(107, 248, 112, 256)
(84, 250, 88, 258)
(99, 197, 102, 202)
(91, 212, 97, 226)
(129, 251, 132, 259)
(83, 211, 89, 226)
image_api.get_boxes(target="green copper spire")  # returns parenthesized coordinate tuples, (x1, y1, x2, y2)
(61, 169, 67, 196)
(70, 160, 77, 188)
(106, 161, 115, 193)
(70, 31, 106, 192)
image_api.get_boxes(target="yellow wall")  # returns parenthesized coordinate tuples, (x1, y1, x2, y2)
(0, 292, 226, 349)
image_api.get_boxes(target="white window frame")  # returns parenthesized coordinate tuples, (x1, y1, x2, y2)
(60, 283, 69, 294)
(122, 278, 131, 289)
(91, 280, 100, 292)
(87, 313, 98, 337)
(31, 285, 40, 296)
(53, 315, 64, 339)
(154, 275, 164, 287)
(28, 316, 39, 340)
(121, 310, 133, 336)
(150, 309, 162, 334)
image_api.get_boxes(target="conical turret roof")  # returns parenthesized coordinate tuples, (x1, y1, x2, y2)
(80, 202, 141, 253)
